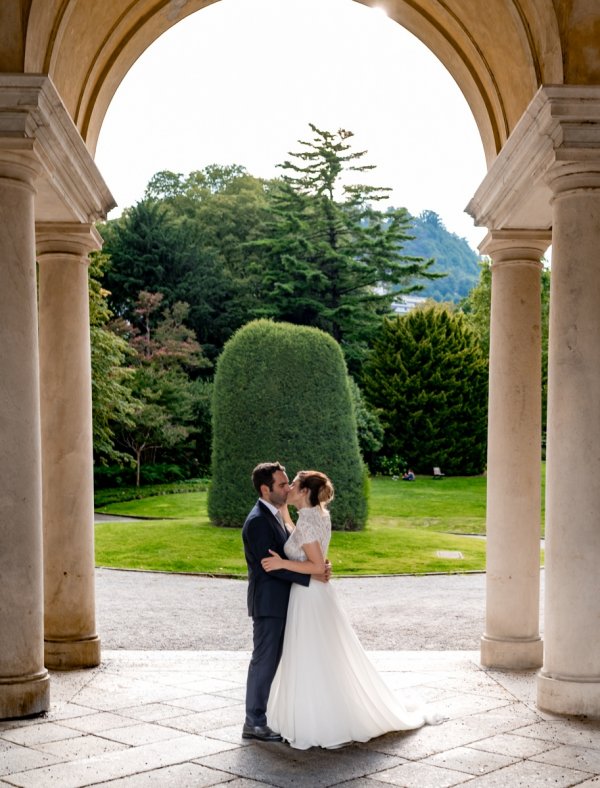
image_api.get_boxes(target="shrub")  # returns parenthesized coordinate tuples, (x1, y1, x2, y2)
(208, 319, 367, 529)
(363, 305, 488, 475)
(375, 455, 407, 477)
(94, 478, 210, 508)
(93, 461, 192, 489)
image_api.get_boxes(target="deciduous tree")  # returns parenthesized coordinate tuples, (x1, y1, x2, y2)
(89, 252, 136, 465)
(115, 292, 211, 485)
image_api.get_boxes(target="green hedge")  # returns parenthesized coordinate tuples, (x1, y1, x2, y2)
(208, 320, 367, 529)
(94, 479, 210, 508)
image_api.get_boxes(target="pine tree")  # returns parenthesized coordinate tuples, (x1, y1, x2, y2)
(247, 124, 439, 370)
(363, 305, 488, 475)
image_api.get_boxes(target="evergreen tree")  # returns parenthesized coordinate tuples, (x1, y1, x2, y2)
(363, 305, 488, 475)
(209, 320, 367, 530)
(99, 200, 180, 319)
(247, 124, 439, 370)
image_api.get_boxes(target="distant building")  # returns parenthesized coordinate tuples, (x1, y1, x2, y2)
(392, 295, 428, 315)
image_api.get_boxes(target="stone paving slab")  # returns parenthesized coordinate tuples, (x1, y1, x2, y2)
(0, 650, 599, 788)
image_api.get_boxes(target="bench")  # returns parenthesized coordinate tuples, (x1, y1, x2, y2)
(432, 467, 445, 479)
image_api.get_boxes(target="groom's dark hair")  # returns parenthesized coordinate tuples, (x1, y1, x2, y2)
(252, 461, 286, 494)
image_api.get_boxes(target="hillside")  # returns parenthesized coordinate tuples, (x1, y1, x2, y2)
(403, 209, 481, 302)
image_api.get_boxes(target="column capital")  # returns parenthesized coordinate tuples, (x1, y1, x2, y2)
(479, 229, 551, 265)
(36, 222, 103, 263)
(545, 159, 600, 198)
(0, 75, 115, 223)
(0, 148, 43, 188)
(467, 85, 600, 233)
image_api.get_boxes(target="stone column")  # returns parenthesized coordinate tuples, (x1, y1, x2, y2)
(0, 152, 50, 718)
(480, 231, 550, 669)
(538, 161, 600, 715)
(37, 224, 102, 670)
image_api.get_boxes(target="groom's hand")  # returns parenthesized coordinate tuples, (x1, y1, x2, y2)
(261, 549, 283, 572)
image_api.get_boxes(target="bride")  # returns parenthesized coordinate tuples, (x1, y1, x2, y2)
(261, 469, 440, 750)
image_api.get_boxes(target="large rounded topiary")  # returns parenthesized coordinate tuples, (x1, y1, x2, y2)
(208, 319, 367, 529)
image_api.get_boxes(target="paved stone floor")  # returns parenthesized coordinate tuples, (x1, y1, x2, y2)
(1, 650, 599, 787)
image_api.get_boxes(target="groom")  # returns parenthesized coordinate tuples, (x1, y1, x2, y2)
(242, 461, 326, 742)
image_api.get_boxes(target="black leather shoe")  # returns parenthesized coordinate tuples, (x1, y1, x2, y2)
(242, 723, 283, 742)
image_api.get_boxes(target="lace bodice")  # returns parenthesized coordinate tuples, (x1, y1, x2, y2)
(284, 506, 331, 561)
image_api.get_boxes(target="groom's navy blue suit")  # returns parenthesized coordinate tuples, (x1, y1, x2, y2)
(242, 499, 310, 727)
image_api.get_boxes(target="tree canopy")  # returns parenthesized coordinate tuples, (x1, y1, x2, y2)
(99, 166, 271, 362)
(91, 136, 494, 487)
(245, 124, 439, 370)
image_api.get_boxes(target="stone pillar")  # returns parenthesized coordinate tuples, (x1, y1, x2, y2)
(37, 224, 102, 670)
(480, 231, 550, 669)
(0, 152, 50, 717)
(537, 161, 600, 715)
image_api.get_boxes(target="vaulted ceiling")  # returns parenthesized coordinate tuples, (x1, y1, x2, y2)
(1, 1, 598, 165)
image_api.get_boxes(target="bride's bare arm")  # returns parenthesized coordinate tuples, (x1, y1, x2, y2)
(261, 540, 326, 576)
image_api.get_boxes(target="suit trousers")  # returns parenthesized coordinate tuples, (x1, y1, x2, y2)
(245, 616, 286, 727)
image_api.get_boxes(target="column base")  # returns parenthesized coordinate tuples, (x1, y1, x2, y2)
(538, 673, 600, 718)
(45, 636, 101, 670)
(0, 670, 50, 720)
(480, 635, 543, 669)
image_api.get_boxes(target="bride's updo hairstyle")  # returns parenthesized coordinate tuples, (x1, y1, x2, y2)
(296, 470, 334, 508)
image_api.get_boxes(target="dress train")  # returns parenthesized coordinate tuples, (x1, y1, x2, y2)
(267, 579, 435, 750)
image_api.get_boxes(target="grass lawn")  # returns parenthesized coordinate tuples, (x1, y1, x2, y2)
(95, 470, 546, 576)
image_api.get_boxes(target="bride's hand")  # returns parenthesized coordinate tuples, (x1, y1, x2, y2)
(261, 549, 284, 572)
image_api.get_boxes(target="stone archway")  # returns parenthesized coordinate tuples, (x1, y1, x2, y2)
(20, 0, 565, 160)
(1, 0, 600, 719)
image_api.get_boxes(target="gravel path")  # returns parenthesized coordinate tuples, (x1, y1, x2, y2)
(96, 568, 545, 651)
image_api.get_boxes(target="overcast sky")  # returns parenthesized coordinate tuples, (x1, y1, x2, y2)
(95, 0, 488, 250)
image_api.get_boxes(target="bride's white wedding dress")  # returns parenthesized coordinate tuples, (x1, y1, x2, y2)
(267, 505, 438, 750)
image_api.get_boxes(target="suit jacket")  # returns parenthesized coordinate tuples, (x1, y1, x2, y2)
(242, 499, 310, 618)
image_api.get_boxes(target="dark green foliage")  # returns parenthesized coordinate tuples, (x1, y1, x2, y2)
(99, 200, 180, 318)
(93, 462, 190, 489)
(363, 306, 488, 475)
(401, 210, 481, 302)
(99, 167, 271, 363)
(208, 320, 367, 530)
(94, 478, 209, 506)
(348, 377, 384, 471)
(246, 125, 439, 372)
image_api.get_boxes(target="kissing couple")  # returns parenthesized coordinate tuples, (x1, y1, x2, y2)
(242, 461, 441, 750)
